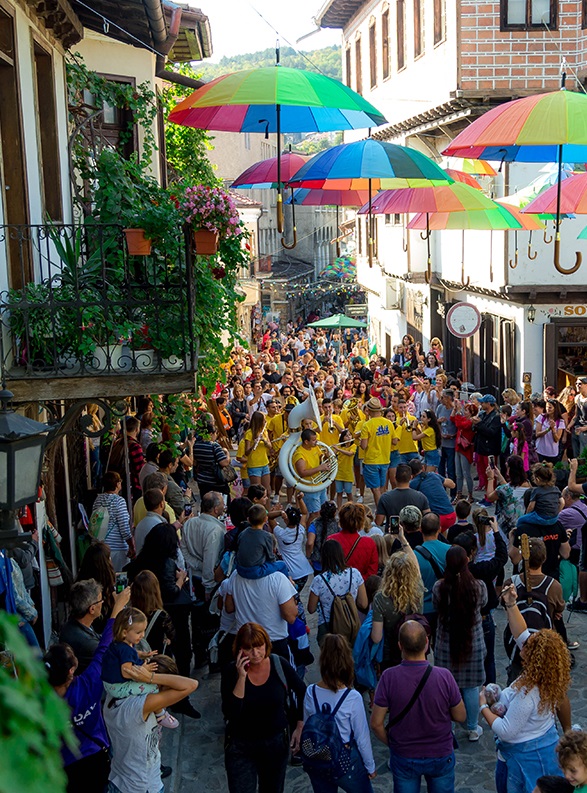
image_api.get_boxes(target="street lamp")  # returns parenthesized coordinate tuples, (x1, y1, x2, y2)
(527, 305, 537, 324)
(0, 389, 50, 548)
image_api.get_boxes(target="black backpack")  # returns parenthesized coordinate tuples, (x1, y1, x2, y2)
(503, 573, 553, 664)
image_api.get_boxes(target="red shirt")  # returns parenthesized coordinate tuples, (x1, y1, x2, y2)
(328, 531, 378, 580)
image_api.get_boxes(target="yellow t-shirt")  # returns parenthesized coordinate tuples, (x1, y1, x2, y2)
(319, 415, 345, 446)
(133, 499, 175, 526)
(421, 426, 437, 452)
(354, 419, 366, 460)
(360, 416, 394, 465)
(396, 414, 419, 455)
(236, 438, 248, 478)
(336, 443, 356, 482)
(266, 413, 288, 452)
(292, 445, 322, 480)
(244, 429, 269, 468)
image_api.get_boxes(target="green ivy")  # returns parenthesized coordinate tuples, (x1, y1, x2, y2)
(0, 613, 74, 793)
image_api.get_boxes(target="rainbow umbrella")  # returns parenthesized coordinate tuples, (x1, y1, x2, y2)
(447, 158, 497, 176)
(231, 151, 310, 188)
(442, 86, 587, 273)
(444, 169, 482, 189)
(169, 63, 386, 234)
(522, 172, 587, 214)
(356, 182, 495, 214)
(285, 187, 369, 255)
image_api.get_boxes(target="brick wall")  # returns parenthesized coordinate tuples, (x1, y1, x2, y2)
(460, 1, 587, 93)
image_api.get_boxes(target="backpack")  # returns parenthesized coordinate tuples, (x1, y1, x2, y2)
(300, 684, 353, 780)
(352, 611, 383, 690)
(414, 545, 444, 580)
(89, 504, 110, 541)
(503, 573, 553, 664)
(320, 570, 360, 646)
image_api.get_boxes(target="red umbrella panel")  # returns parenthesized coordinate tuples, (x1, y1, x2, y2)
(231, 152, 311, 189)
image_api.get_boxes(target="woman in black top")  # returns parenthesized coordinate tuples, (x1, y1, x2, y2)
(221, 622, 306, 793)
(229, 383, 249, 438)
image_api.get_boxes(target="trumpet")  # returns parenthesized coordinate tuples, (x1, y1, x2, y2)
(270, 432, 289, 445)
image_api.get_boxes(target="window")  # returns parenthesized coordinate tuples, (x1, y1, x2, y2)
(434, 0, 446, 43)
(369, 21, 377, 88)
(414, 0, 424, 58)
(397, 0, 406, 71)
(33, 42, 62, 221)
(82, 75, 137, 160)
(382, 9, 390, 79)
(355, 36, 362, 94)
(345, 44, 352, 86)
(501, 0, 556, 29)
(385, 213, 402, 225)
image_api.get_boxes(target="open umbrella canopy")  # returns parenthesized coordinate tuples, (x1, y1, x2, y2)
(287, 139, 452, 188)
(307, 313, 367, 329)
(356, 182, 494, 214)
(168, 66, 387, 133)
(447, 158, 497, 176)
(442, 90, 587, 163)
(522, 172, 587, 214)
(285, 187, 370, 206)
(231, 152, 310, 188)
(407, 205, 525, 230)
(444, 169, 482, 189)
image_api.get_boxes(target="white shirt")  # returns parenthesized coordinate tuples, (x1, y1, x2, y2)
(309, 568, 362, 625)
(246, 392, 272, 415)
(274, 524, 313, 581)
(225, 571, 296, 640)
(180, 513, 226, 594)
(304, 685, 376, 774)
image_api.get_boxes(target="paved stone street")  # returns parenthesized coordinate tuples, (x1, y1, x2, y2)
(161, 487, 587, 792)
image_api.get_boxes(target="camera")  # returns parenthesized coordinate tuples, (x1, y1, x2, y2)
(478, 515, 493, 526)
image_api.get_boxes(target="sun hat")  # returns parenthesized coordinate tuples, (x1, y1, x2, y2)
(366, 397, 383, 412)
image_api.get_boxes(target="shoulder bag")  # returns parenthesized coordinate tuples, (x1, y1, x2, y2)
(387, 664, 432, 727)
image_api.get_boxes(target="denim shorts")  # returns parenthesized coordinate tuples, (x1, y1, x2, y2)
(248, 465, 270, 477)
(335, 480, 353, 494)
(399, 451, 419, 464)
(389, 450, 401, 468)
(303, 488, 327, 513)
(424, 449, 441, 467)
(363, 463, 389, 489)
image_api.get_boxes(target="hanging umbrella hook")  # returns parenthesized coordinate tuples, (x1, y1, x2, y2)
(527, 230, 538, 260)
(554, 238, 582, 275)
(543, 226, 553, 245)
(420, 229, 431, 241)
(258, 119, 270, 140)
(509, 231, 519, 269)
(281, 227, 298, 250)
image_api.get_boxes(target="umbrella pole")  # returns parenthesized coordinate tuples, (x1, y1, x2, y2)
(368, 178, 373, 268)
(554, 143, 582, 274)
(336, 205, 341, 258)
(276, 43, 283, 234)
(281, 187, 298, 249)
(424, 214, 431, 284)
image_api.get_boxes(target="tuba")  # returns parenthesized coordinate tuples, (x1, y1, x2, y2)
(343, 398, 361, 435)
(278, 389, 338, 493)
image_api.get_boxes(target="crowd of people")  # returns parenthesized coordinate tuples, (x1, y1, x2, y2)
(14, 317, 587, 793)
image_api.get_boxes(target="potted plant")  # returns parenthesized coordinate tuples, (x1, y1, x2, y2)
(123, 195, 182, 257)
(6, 282, 65, 368)
(181, 184, 241, 255)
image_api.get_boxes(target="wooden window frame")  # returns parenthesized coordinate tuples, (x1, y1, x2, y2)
(434, 0, 446, 44)
(32, 38, 63, 221)
(345, 43, 352, 87)
(355, 36, 363, 94)
(582, 0, 587, 28)
(414, 0, 424, 59)
(369, 21, 377, 89)
(382, 9, 390, 80)
(500, 0, 557, 31)
(397, 0, 406, 71)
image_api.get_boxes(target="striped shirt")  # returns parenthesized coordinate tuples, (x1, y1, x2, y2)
(92, 493, 131, 551)
(193, 441, 228, 485)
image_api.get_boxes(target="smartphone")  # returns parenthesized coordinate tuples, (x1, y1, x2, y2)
(115, 572, 128, 594)
(387, 515, 400, 534)
(478, 515, 493, 526)
(184, 503, 193, 517)
(488, 455, 496, 469)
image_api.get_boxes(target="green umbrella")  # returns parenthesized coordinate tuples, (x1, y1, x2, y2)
(308, 314, 367, 329)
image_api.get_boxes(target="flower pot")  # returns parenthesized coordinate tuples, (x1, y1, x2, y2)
(193, 229, 219, 255)
(89, 343, 124, 372)
(161, 355, 185, 371)
(133, 349, 156, 372)
(124, 228, 152, 256)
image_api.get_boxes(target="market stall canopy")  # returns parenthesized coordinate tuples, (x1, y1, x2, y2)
(308, 314, 367, 329)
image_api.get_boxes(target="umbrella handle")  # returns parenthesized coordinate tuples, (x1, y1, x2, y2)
(509, 249, 519, 269)
(277, 194, 284, 233)
(543, 226, 553, 245)
(281, 226, 298, 250)
(554, 237, 582, 275)
(420, 229, 431, 241)
(527, 231, 538, 261)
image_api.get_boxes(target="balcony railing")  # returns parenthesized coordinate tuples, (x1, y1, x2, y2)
(0, 224, 198, 385)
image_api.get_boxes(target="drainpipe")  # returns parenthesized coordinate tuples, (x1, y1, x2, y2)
(143, 0, 205, 89)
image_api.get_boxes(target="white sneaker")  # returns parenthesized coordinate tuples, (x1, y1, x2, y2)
(271, 495, 280, 505)
(356, 495, 364, 503)
(468, 725, 483, 742)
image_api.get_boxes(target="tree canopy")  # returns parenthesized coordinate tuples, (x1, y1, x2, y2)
(197, 45, 342, 82)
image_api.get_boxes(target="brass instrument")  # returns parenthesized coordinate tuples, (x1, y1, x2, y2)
(344, 398, 361, 436)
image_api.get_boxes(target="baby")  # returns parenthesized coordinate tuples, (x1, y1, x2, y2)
(101, 607, 177, 728)
(517, 462, 564, 527)
(557, 729, 587, 791)
(235, 504, 289, 579)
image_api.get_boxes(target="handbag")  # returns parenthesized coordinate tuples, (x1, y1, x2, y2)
(215, 462, 238, 484)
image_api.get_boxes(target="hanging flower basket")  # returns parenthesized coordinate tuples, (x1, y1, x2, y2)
(193, 228, 219, 255)
(123, 228, 152, 256)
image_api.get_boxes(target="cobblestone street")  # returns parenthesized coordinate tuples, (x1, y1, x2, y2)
(160, 490, 587, 793)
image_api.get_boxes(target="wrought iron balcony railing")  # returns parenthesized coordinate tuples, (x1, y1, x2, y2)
(0, 224, 198, 382)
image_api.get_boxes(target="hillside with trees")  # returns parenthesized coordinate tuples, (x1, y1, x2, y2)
(197, 45, 342, 81)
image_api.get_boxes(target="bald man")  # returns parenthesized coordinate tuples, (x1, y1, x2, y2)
(371, 621, 465, 791)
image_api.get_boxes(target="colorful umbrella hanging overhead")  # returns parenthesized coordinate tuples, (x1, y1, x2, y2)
(231, 152, 310, 188)
(447, 158, 497, 176)
(168, 60, 386, 236)
(356, 182, 495, 214)
(442, 84, 587, 273)
(522, 171, 587, 215)
(444, 169, 483, 189)
(322, 257, 356, 280)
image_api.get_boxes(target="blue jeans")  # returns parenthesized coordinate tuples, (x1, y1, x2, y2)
(389, 751, 455, 793)
(455, 453, 474, 495)
(18, 620, 40, 649)
(497, 724, 559, 793)
(483, 612, 496, 684)
(307, 744, 373, 793)
(225, 729, 289, 793)
(439, 447, 456, 495)
(460, 686, 480, 731)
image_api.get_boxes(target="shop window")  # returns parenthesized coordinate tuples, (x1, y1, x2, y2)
(501, 0, 557, 30)
(369, 21, 377, 88)
(414, 0, 424, 58)
(355, 36, 363, 94)
(382, 9, 390, 79)
(545, 320, 587, 391)
(397, 0, 406, 70)
(434, 0, 446, 44)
